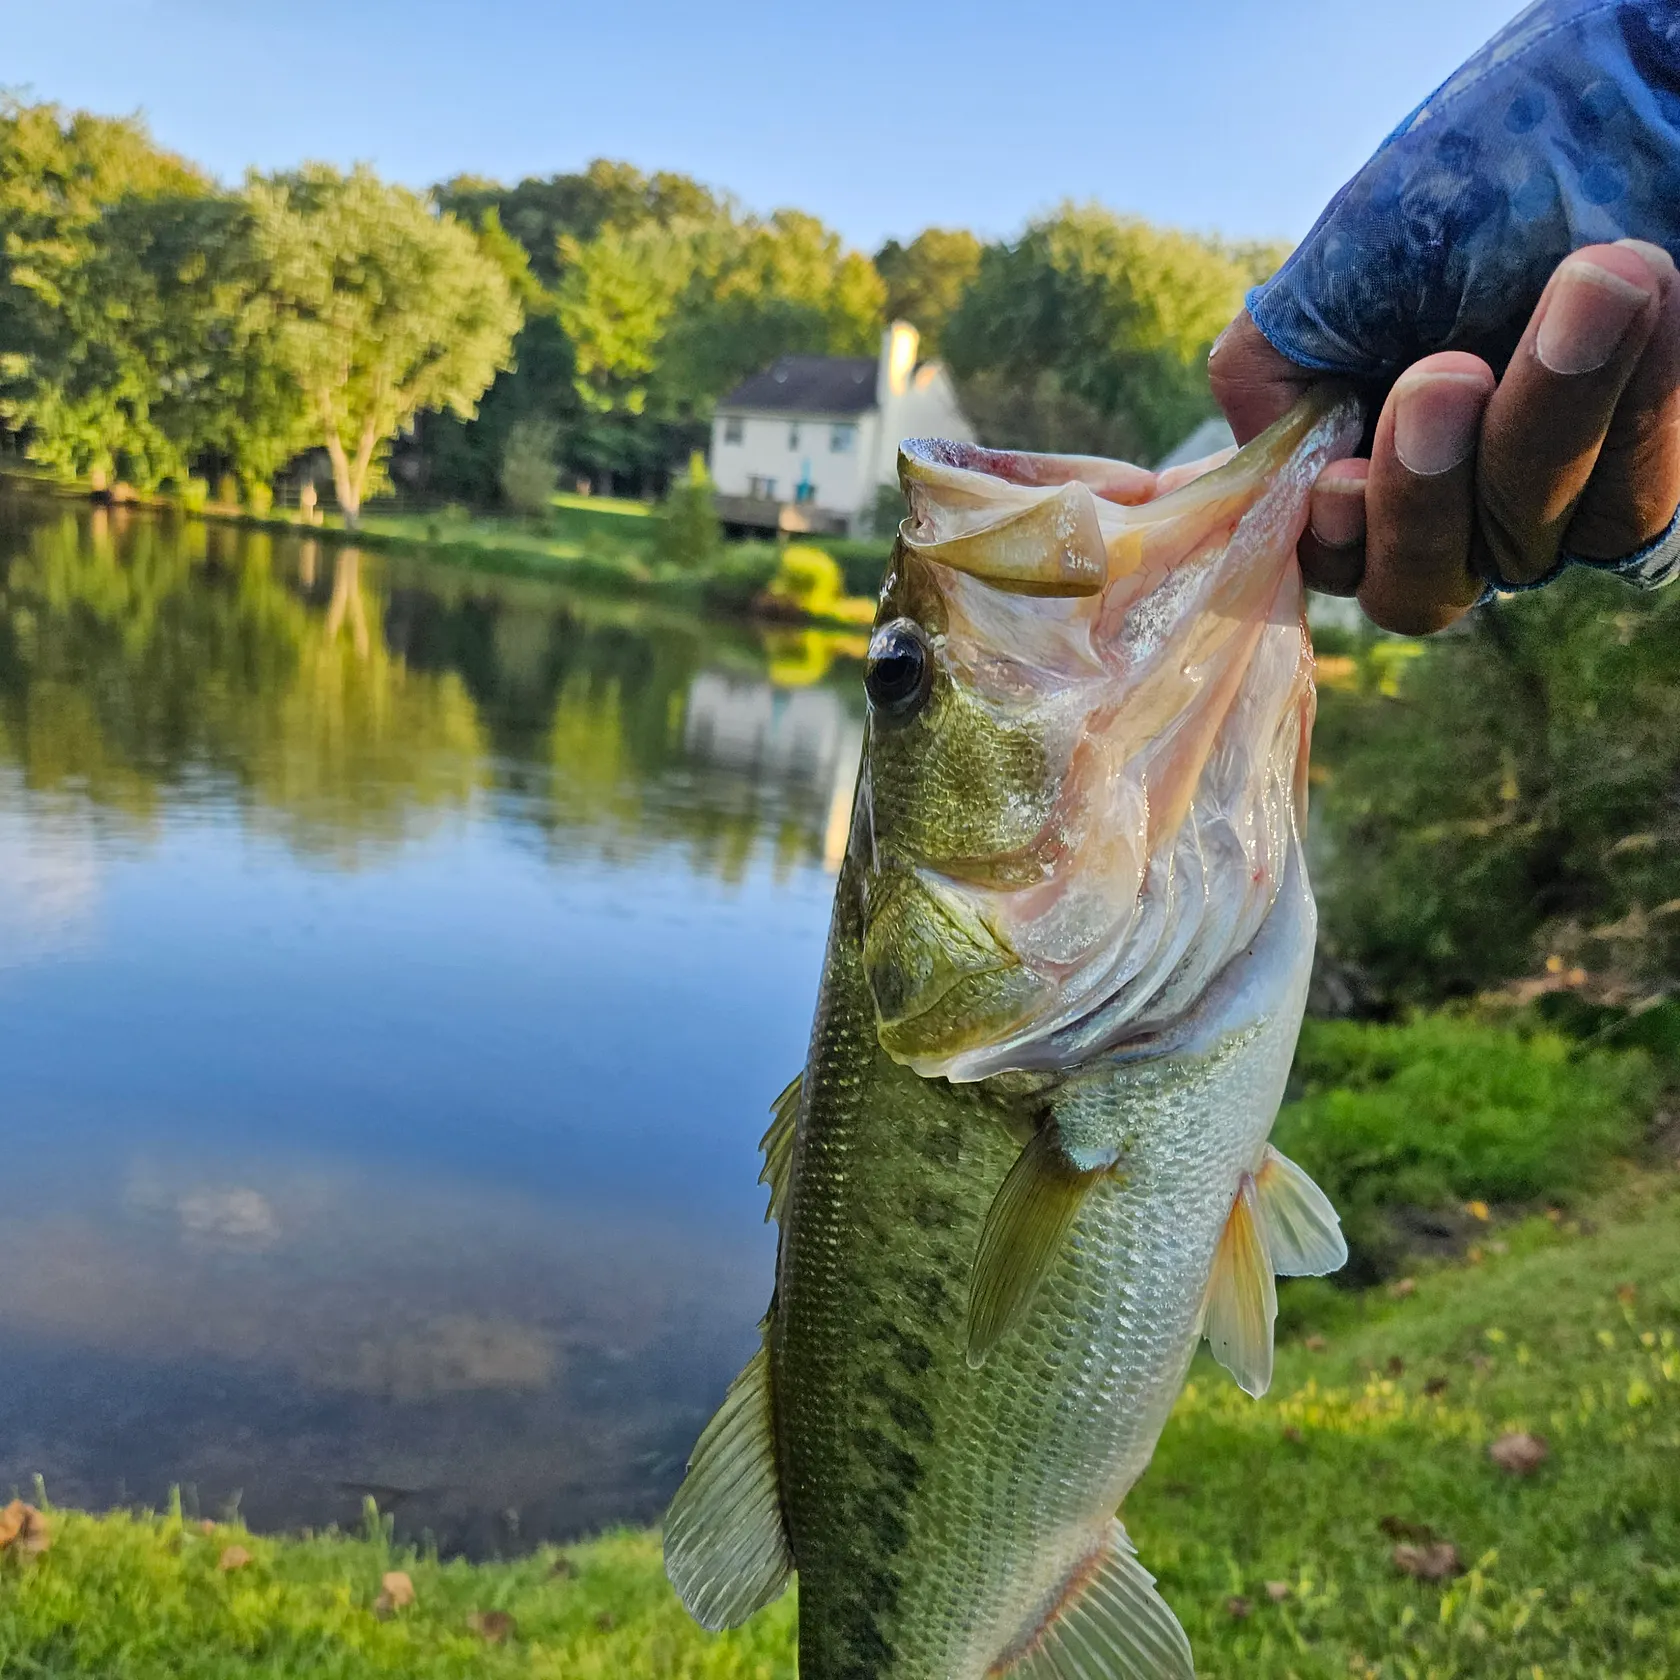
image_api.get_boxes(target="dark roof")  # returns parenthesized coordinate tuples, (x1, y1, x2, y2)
(717, 355, 877, 415)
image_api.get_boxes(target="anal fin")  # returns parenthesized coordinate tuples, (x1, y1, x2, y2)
(1255, 1144, 1347, 1277)
(990, 1519, 1193, 1679)
(967, 1126, 1102, 1368)
(663, 1343, 792, 1630)
(1202, 1174, 1276, 1398)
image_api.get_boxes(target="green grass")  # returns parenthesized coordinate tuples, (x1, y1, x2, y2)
(3, 1181, 1675, 1677)
(1275, 1015, 1660, 1280)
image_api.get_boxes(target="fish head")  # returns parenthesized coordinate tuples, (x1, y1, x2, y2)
(857, 391, 1361, 1078)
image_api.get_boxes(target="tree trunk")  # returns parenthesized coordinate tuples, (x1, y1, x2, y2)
(323, 430, 360, 528)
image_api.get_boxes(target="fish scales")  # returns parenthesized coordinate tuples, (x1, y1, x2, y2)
(666, 393, 1362, 1679)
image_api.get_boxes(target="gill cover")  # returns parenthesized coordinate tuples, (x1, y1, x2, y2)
(859, 391, 1361, 1079)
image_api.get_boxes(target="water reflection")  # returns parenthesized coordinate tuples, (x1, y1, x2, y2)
(0, 485, 866, 1551)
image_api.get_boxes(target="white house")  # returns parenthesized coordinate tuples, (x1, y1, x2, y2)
(708, 322, 973, 538)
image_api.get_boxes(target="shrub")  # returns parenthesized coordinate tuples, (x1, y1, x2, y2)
(658, 452, 721, 571)
(1272, 1014, 1658, 1281)
(499, 416, 559, 517)
(244, 481, 274, 516)
(179, 477, 209, 513)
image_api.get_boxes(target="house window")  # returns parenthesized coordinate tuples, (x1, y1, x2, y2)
(830, 423, 856, 454)
(722, 416, 743, 445)
(787, 423, 801, 450)
(748, 475, 778, 500)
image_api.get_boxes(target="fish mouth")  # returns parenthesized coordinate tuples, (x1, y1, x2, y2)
(874, 392, 1364, 1081)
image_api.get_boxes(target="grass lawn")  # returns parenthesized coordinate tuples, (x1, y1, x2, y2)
(1, 1180, 1674, 1678)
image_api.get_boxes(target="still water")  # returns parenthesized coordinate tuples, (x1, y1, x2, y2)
(0, 486, 867, 1554)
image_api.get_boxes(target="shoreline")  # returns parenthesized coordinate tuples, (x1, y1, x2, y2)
(0, 468, 888, 629)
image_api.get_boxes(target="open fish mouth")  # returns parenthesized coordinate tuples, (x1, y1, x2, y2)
(865, 392, 1363, 1081)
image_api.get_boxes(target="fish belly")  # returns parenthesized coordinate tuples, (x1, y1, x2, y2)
(775, 857, 1312, 1680)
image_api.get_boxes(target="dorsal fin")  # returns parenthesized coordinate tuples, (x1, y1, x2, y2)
(1255, 1144, 1347, 1277)
(990, 1519, 1193, 1679)
(967, 1126, 1103, 1368)
(758, 1074, 802, 1227)
(663, 1343, 792, 1631)
(1202, 1174, 1277, 1398)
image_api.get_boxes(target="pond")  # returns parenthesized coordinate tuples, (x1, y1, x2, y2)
(0, 485, 867, 1555)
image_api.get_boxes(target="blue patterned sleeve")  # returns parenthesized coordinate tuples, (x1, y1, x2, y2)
(1248, 0, 1680, 586)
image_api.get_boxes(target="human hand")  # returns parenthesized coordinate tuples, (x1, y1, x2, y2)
(1210, 240, 1680, 634)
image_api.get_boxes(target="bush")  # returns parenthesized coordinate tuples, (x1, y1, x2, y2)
(244, 481, 274, 516)
(179, 477, 209, 513)
(823, 536, 894, 598)
(658, 452, 721, 570)
(500, 416, 559, 517)
(1272, 1014, 1658, 1281)
(699, 545, 779, 614)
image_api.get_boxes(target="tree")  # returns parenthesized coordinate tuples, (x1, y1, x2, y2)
(873, 228, 982, 354)
(942, 205, 1262, 464)
(0, 98, 214, 483)
(656, 451, 721, 570)
(249, 164, 521, 524)
(499, 415, 558, 516)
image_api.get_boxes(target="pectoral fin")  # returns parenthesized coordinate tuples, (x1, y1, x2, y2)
(967, 1126, 1103, 1368)
(1255, 1145, 1347, 1277)
(992, 1519, 1193, 1680)
(662, 1343, 792, 1630)
(1202, 1174, 1277, 1398)
(758, 1073, 802, 1228)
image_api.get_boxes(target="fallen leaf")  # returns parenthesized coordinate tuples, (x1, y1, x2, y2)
(1616, 1283, 1637, 1306)
(1488, 1431, 1549, 1475)
(1385, 1356, 1406, 1378)
(1225, 1596, 1253, 1620)
(373, 1569, 416, 1617)
(1545, 1207, 1562, 1223)
(1466, 1200, 1490, 1222)
(1392, 1541, 1463, 1581)
(1264, 1580, 1291, 1602)
(1423, 1376, 1450, 1398)
(217, 1545, 251, 1572)
(1467, 1245, 1485, 1265)
(1486, 1240, 1509, 1256)
(1378, 1515, 1436, 1542)
(467, 1610, 516, 1644)
(594, 1611, 616, 1632)
(1281, 1426, 1303, 1444)
(1391, 1277, 1417, 1299)
(1304, 1336, 1327, 1353)
(0, 1502, 51, 1557)
(199, 1520, 216, 1536)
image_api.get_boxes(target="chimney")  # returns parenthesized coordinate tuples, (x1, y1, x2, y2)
(877, 321, 919, 404)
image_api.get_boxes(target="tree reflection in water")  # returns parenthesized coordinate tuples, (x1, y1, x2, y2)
(0, 486, 864, 876)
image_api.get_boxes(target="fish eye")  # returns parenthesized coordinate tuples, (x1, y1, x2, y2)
(865, 619, 932, 720)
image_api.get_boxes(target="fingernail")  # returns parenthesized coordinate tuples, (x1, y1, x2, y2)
(1310, 480, 1365, 549)
(1536, 257, 1652, 375)
(1614, 237, 1677, 279)
(1392, 373, 1486, 477)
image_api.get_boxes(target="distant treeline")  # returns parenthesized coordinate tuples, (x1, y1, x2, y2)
(0, 97, 1287, 511)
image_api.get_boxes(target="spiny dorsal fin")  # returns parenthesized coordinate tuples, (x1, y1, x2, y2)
(967, 1126, 1103, 1368)
(758, 1074, 802, 1227)
(991, 1519, 1193, 1680)
(1255, 1144, 1347, 1278)
(663, 1342, 792, 1631)
(1202, 1174, 1277, 1398)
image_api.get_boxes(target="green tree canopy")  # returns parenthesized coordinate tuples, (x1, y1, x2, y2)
(942, 205, 1266, 464)
(249, 164, 521, 522)
(0, 99, 218, 485)
(873, 228, 982, 354)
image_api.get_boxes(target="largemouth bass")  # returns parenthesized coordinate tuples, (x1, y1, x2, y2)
(666, 391, 1361, 1679)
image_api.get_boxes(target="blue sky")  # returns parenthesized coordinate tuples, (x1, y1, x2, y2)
(6, 0, 1525, 249)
